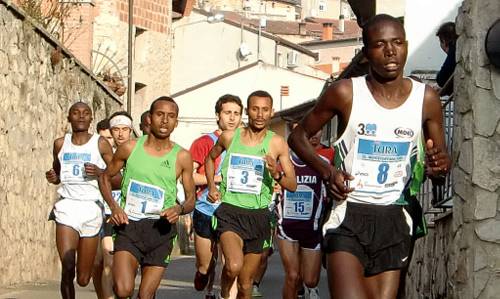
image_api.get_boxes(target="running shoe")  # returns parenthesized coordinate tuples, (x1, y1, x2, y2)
(194, 271, 209, 291)
(306, 287, 320, 299)
(252, 285, 263, 297)
(297, 286, 306, 299)
(205, 294, 216, 299)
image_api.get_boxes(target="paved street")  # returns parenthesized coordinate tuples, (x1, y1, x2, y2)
(0, 252, 329, 299)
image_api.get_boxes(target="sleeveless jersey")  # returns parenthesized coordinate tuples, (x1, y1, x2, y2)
(57, 134, 106, 201)
(278, 153, 325, 231)
(333, 76, 425, 205)
(120, 136, 180, 220)
(195, 132, 225, 216)
(220, 128, 274, 209)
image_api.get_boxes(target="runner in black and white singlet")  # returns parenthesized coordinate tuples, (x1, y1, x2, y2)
(289, 15, 451, 299)
(277, 133, 327, 299)
(45, 102, 113, 299)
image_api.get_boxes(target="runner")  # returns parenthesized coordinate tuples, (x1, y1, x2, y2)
(288, 14, 450, 299)
(97, 119, 115, 148)
(45, 102, 113, 299)
(277, 129, 327, 299)
(206, 90, 297, 299)
(101, 111, 134, 299)
(98, 96, 195, 299)
(190, 94, 243, 299)
(140, 110, 151, 135)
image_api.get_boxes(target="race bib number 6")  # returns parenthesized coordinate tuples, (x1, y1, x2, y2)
(227, 154, 265, 195)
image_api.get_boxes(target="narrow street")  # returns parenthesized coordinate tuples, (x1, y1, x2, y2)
(0, 252, 329, 299)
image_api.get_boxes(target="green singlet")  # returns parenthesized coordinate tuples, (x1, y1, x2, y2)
(219, 128, 275, 209)
(120, 136, 180, 220)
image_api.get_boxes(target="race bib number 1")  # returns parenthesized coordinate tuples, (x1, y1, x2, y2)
(124, 180, 164, 219)
(226, 154, 265, 195)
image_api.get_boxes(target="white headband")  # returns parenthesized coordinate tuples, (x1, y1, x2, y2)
(109, 115, 132, 128)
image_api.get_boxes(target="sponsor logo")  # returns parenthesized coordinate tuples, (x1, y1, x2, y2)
(357, 123, 377, 136)
(394, 170, 404, 177)
(394, 127, 414, 138)
(354, 171, 369, 177)
(384, 181, 397, 188)
(160, 160, 170, 168)
(296, 175, 318, 184)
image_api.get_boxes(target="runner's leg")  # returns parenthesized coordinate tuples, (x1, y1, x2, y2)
(278, 238, 301, 299)
(219, 231, 244, 298)
(113, 251, 139, 299)
(76, 235, 100, 287)
(236, 253, 262, 299)
(300, 248, 321, 288)
(101, 236, 115, 299)
(137, 266, 166, 299)
(365, 270, 401, 299)
(56, 224, 79, 299)
(327, 251, 369, 299)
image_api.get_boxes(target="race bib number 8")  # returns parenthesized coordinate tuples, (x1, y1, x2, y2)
(227, 154, 265, 195)
(124, 180, 164, 219)
(283, 186, 314, 220)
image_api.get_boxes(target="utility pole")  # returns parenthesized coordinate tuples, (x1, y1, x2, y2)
(127, 0, 134, 114)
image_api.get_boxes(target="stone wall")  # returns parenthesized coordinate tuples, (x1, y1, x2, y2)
(0, 0, 122, 287)
(405, 0, 500, 298)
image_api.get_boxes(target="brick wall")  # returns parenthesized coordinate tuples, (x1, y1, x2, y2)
(117, 0, 170, 33)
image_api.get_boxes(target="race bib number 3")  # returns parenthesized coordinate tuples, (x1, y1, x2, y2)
(283, 186, 314, 220)
(351, 138, 410, 196)
(227, 154, 265, 195)
(124, 180, 164, 219)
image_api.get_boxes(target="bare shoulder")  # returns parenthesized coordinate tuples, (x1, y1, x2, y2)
(177, 148, 193, 166)
(219, 129, 236, 146)
(115, 139, 137, 158)
(422, 84, 442, 120)
(318, 78, 353, 110)
(53, 136, 65, 152)
(270, 134, 288, 154)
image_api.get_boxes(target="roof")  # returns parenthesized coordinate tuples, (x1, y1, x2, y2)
(192, 9, 319, 60)
(305, 17, 362, 40)
(171, 60, 325, 98)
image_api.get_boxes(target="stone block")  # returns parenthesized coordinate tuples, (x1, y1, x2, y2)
(462, 111, 474, 140)
(458, 140, 473, 174)
(476, 219, 500, 243)
(473, 269, 491, 298)
(472, 137, 500, 191)
(475, 65, 491, 89)
(475, 244, 490, 271)
(454, 167, 474, 201)
(492, 68, 500, 100)
(472, 88, 500, 137)
(474, 188, 498, 220)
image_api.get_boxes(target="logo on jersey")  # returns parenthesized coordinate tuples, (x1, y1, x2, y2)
(357, 123, 377, 136)
(160, 160, 170, 168)
(394, 127, 414, 138)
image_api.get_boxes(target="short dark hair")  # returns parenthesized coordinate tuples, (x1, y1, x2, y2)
(215, 94, 243, 114)
(96, 119, 110, 132)
(109, 111, 133, 122)
(149, 96, 179, 115)
(247, 90, 273, 108)
(362, 14, 405, 46)
(436, 22, 457, 45)
(140, 110, 149, 123)
(69, 101, 91, 114)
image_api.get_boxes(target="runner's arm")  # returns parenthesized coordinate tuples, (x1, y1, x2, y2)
(45, 137, 64, 184)
(422, 85, 451, 180)
(271, 136, 297, 192)
(98, 140, 134, 224)
(84, 136, 114, 177)
(180, 151, 196, 214)
(205, 131, 233, 202)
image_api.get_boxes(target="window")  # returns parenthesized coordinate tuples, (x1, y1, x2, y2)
(318, 0, 326, 12)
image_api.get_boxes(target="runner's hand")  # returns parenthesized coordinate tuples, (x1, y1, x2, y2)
(45, 168, 59, 184)
(161, 205, 182, 224)
(207, 186, 221, 203)
(324, 167, 354, 201)
(265, 154, 279, 178)
(84, 162, 101, 177)
(425, 139, 450, 178)
(110, 206, 129, 225)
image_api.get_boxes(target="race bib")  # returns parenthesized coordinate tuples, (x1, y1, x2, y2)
(60, 152, 91, 183)
(124, 180, 165, 219)
(226, 153, 265, 195)
(351, 138, 410, 197)
(104, 190, 122, 215)
(283, 185, 314, 220)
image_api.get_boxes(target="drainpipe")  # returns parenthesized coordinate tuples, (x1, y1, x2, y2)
(127, 0, 134, 114)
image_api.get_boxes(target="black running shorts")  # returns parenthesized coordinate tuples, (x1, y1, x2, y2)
(114, 218, 177, 267)
(213, 203, 271, 254)
(323, 202, 411, 276)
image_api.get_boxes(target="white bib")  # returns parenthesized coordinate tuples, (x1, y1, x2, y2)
(226, 153, 265, 195)
(104, 190, 122, 215)
(350, 138, 410, 199)
(124, 179, 165, 219)
(59, 152, 91, 183)
(283, 185, 314, 220)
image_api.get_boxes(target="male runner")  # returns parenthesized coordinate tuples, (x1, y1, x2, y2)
(140, 110, 151, 135)
(288, 14, 451, 299)
(98, 97, 195, 299)
(191, 94, 243, 299)
(100, 111, 134, 299)
(206, 90, 297, 299)
(277, 128, 327, 299)
(97, 119, 115, 148)
(45, 102, 113, 299)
